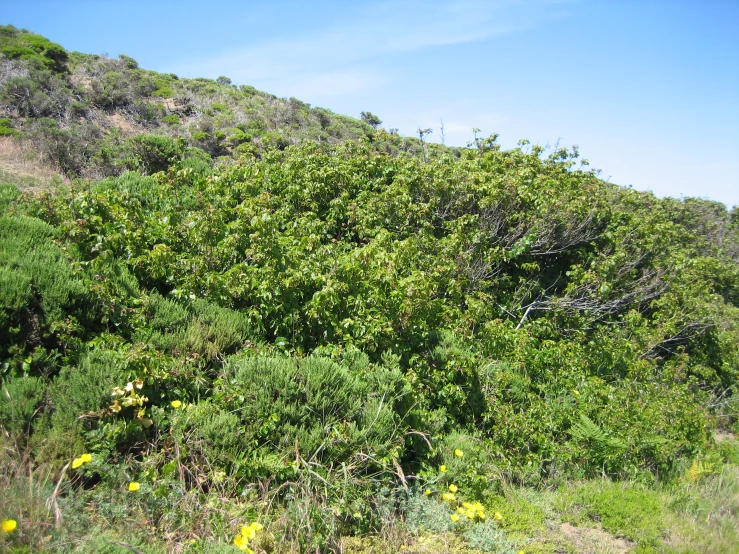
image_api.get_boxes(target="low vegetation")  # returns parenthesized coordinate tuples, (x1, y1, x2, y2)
(1, 24, 738, 554)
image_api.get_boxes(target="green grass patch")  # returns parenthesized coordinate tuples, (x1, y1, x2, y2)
(557, 480, 667, 547)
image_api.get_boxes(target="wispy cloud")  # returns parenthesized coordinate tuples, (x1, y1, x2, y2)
(166, 0, 567, 101)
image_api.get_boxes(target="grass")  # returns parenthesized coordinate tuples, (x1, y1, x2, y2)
(0, 137, 67, 193)
(1, 437, 738, 553)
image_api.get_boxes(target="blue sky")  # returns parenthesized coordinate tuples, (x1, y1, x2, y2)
(5, 0, 739, 207)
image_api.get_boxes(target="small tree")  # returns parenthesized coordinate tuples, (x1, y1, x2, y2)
(360, 111, 382, 129)
(216, 76, 232, 86)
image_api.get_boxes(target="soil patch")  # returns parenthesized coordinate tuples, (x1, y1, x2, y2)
(559, 522, 633, 553)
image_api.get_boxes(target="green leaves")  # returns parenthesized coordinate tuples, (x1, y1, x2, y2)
(6, 128, 737, 483)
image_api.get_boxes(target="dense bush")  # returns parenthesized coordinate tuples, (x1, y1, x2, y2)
(12, 137, 736, 486)
(1, 24, 738, 554)
(0, 215, 96, 374)
(0, 25, 68, 72)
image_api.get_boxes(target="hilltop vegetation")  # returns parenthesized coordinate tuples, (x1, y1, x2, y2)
(1, 24, 739, 554)
(0, 24, 431, 181)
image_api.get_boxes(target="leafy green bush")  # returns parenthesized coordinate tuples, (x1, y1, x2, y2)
(1, 29, 737, 549)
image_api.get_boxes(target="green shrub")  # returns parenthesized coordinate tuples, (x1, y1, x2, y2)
(214, 355, 408, 473)
(162, 114, 180, 125)
(152, 86, 175, 98)
(168, 400, 246, 468)
(403, 489, 457, 534)
(124, 134, 180, 174)
(177, 151, 213, 177)
(118, 54, 138, 69)
(0, 183, 20, 214)
(0, 215, 94, 372)
(48, 348, 133, 431)
(137, 296, 258, 359)
(0, 375, 45, 436)
(0, 117, 17, 136)
(462, 519, 517, 553)
(93, 171, 162, 206)
(0, 26, 68, 72)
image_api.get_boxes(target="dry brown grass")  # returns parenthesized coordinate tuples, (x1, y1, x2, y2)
(0, 136, 68, 192)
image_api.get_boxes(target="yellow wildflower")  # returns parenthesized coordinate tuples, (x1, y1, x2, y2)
(454, 449, 464, 457)
(442, 492, 456, 502)
(241, 525, 256, 540)
(494, 512, 503, 520)
(171, 400, 182, 408)
(2, 519, 17, 533)
(81, 453, 92, 463)
(425, 488, 432, 495)
(466, 509, 476, 519)
(572, 389, 580, 396)
(128, 482, 140, 492)
(110, 401, 122, 413)
(462, 501, 474, 510)
(248, 522, 263, 531)
(456, 506, 465, 514)
(72, 457, 84, 469)
(448, 483, 458, 493)
(450, 513, 460, 522)
(440, 465, 447, 473)
(234, 533, 254, 553)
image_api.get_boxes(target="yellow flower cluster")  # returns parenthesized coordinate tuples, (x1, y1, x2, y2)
(450, 501, 487, 522)
(2, 519, 17, 533)
(128, 482, 140, 491)
(71, 453, 92, 469)
(436, 480, 489, 524)
(234, 521, 264, 553)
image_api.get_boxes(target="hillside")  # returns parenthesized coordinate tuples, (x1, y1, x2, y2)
(0, 24, 436, 184)
(1, 25, 739, 554)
